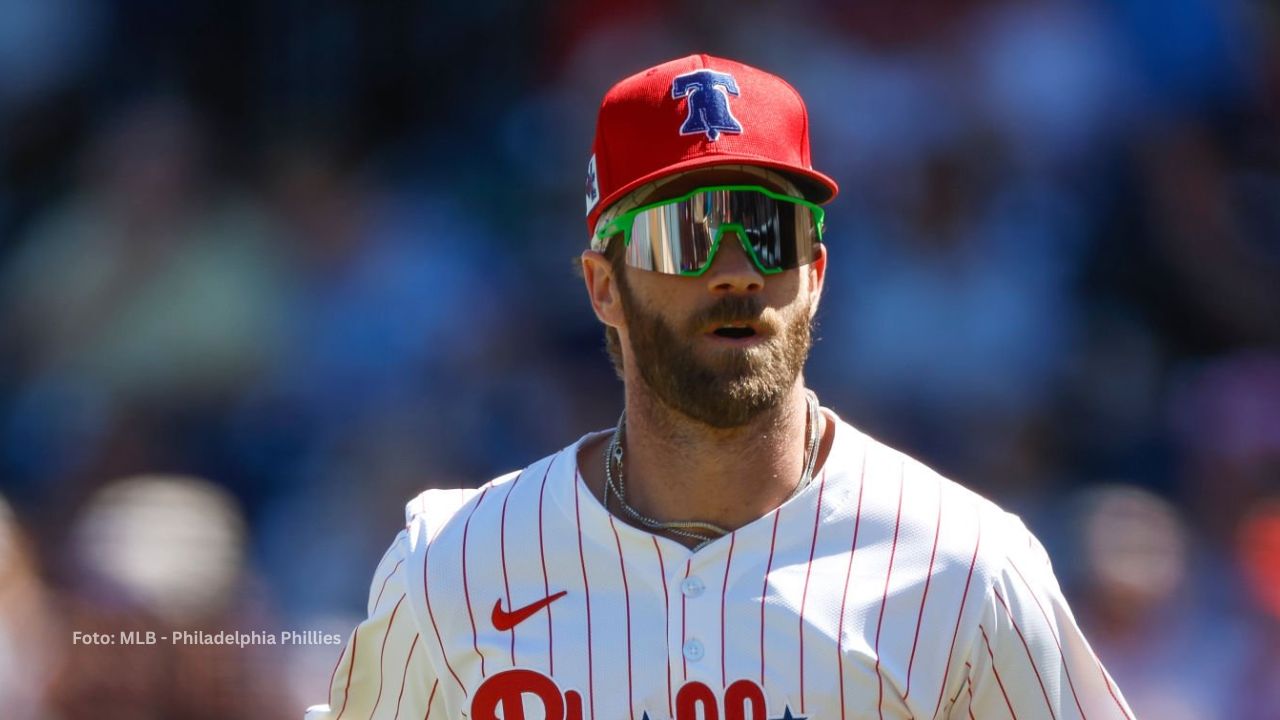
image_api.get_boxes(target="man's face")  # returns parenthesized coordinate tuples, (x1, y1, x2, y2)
(603, 170, 824, 428)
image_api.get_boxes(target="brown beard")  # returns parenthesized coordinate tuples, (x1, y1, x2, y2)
(616, 270, 813, 429)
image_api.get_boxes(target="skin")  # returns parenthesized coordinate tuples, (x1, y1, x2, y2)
(578, 167, 834, 548)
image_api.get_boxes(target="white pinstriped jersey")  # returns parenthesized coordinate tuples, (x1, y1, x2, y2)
(306, 407, 1133, 720)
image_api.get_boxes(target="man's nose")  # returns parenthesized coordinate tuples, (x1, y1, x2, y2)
(704, 231, 763, 293)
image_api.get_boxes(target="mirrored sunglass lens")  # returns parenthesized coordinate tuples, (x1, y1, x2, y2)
(729, 193, 780, 269)
(730, 193, 817, 271)
(628, 204, 714, 273)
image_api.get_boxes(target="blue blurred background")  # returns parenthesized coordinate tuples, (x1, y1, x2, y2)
(0, 0, 1277, 717)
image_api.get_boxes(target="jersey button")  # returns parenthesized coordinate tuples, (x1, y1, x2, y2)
(681, 576, 705, 598)
(683, 639, 705, 661)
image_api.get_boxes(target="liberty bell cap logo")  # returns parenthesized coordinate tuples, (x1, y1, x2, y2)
(671, 69, 744, 141)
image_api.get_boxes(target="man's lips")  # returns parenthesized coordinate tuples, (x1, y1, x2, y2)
(700, 320, 764, 336)
(699, 320, 771, 346)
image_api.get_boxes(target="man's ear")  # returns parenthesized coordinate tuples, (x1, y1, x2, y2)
(807, 243, 827, 319)
(581, 249, 625, 329)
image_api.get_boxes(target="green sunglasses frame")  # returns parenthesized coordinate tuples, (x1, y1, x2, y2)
(594, 184, 826, 277)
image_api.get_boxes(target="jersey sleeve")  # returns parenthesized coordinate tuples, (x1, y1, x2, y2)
(305, 530, 442, 720)
(952, 518, 1134, 720)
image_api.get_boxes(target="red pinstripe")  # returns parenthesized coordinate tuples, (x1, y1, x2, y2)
(423, 529, 466, 695)
(1006, 560, 1133, 720)
(366, 594, 407, 719)
(904, 479, 944, 701)
(373, 559, 406, 612)
(424, 678, 439, 720)
(836, 452, 868, 720)
(992, 588, 1058, 720)
(1100, 671, 1132, 720)
(931, 509, 983, 718)
(333, 543, 400, 705)
(979, 624, 1019, 719)
(652, 537, 673, 718)
(682, 559, 692, 681)
(460, 487, 491, 676)
(572, 470, 597, 720)
(964, 663, 977, 720)
(1006, 560, 1087, 719)
(538, 458, 556, 674)
(874, 462, 906, 720)
(392, 634, 420, 720)
(797, 468, 829, 713)
(499, 472, 524, 665)
(608, 516, 635, 719)
(368, 539, 400, 603)
(720, 530, 737, 687)
(760, 508, 782, 686)
(947, 661, 971, 707)
(327, 634, 347, 708)
(374, 540, 399, 570)
(333, 627, 359, 720)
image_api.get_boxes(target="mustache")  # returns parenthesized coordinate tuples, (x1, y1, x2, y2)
(687, 295, 769, 331)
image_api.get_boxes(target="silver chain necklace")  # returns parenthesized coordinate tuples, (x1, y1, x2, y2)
(603, 391, 821, 550)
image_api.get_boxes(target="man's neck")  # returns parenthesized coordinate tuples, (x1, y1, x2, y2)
(579, 382, 831, 547)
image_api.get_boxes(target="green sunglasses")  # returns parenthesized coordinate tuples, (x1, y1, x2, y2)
(593, 185, 826, 276)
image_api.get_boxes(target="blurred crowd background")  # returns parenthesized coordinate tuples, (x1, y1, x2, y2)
(0, 0, 1277, 717)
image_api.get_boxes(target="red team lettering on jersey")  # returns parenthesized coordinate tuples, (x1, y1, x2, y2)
(306, 408, 1134, 719)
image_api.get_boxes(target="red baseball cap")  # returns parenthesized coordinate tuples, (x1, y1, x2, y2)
(584, 53, 840, 236)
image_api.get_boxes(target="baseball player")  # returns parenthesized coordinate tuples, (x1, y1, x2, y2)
(307, 54, 1133, 720)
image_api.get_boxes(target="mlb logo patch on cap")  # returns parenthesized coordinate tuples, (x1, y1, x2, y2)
(585, 154, 600, 215)
(584, 53, 838, 235)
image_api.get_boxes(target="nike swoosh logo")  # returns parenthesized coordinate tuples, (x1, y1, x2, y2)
(491, 590, 568, 631)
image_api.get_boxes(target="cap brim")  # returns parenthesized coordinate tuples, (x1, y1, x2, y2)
(588, 155, 839, 236)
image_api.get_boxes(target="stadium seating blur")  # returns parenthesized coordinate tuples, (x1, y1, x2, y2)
(0, 1, 1276, 716)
